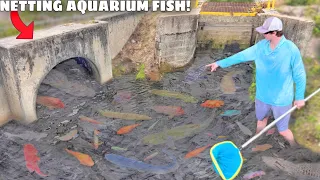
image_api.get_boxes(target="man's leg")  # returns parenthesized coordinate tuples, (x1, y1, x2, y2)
(272, 105, 297, 147)
(256, 117, 269, 134)
(255, 99, 271, 134)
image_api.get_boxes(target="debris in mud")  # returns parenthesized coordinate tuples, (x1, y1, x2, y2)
(67, 108, 80, 117)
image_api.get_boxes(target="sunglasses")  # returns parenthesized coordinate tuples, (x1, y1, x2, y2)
(264, 31, 274, 34)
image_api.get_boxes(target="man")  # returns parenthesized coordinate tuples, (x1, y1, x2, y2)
(206, 17, 306, 147)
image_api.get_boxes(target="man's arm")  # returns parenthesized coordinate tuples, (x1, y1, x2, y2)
(216, 42, 259, 68)
(291, 47, 306, 101)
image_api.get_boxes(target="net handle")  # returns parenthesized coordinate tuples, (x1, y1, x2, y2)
(240, 87, 320, 150)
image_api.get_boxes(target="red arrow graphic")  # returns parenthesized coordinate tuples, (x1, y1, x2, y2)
(10, 11, 34, 39)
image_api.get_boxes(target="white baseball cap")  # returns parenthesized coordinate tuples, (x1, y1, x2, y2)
(256, 17, 283, 34)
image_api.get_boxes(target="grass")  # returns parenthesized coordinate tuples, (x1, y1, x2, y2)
(285, 0, 320, 6)
(291, 57, 320, 152)
(248, 63, 256, 102)
(207, 0, 253, 2)
(0, 0, 104, 38)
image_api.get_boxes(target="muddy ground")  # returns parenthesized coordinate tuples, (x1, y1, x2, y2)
(0, 51, 320, 180)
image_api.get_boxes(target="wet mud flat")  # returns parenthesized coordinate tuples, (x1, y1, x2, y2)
(0, 52, 320, 180)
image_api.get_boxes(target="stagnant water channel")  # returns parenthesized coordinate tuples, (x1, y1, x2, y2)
(0, 50, 320, 180)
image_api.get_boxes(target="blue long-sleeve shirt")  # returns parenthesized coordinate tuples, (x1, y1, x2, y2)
(216, 36, 306, 106)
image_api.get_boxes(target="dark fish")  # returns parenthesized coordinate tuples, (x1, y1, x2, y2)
(104, 149, 178, 174)
(262, 156, 320, 178)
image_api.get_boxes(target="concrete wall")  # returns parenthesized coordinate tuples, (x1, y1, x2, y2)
(197, 13, 314, 56)
(95, 12, 145, 59)
(0, 68, 11, 126)
(254, 13, 315, 57)
(155, 14, 198, 68)
(197, 16, 256, 51)
(0, 21, 112, 125)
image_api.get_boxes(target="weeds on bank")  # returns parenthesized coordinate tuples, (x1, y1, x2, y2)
(291, 57, 320, 151)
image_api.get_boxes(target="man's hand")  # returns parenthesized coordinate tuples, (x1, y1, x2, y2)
(294, 100, 305, 109)
(206, 62, 219, 72)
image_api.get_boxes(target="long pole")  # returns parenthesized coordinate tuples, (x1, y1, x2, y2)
(240, 87, 320, 150)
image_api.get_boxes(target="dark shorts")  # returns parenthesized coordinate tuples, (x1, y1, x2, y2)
(255, 99, 292, 132)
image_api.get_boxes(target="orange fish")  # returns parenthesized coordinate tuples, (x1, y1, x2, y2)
(23, 144, 48, 177)
(79, 115, 103, 124)
(36, 96, 65, 110)
(117, 123, 141, 135)
(201, 100, 224, 108)
(151, 106, 185, 118)
(65, 149, 94, 166)
(184, 144, 211, 159)
(252, 144, 273, 152)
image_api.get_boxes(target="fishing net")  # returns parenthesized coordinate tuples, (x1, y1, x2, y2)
(210, 141, 243, 180)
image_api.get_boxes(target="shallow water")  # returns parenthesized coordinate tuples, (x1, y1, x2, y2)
(0, 51, 320, 180)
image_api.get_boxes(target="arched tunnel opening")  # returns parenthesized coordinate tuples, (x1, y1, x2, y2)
(35, 57, 105, 132)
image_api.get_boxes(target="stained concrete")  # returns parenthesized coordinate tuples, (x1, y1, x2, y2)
(0, 68, 11, 126)
(198, 12, 315, 55)
(155, 14, 198, 68)
(197, 16, 256, 50)
(0, 21, 112, 125)
(95, 12, 145, 59)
